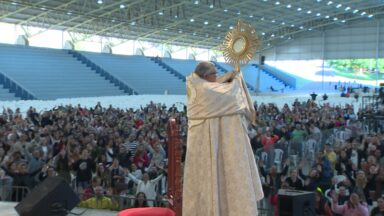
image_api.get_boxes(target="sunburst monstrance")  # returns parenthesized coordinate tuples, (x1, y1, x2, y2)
(222, 20, 260, 72)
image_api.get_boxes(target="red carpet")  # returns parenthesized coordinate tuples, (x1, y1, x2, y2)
(117, 207, 176, 216)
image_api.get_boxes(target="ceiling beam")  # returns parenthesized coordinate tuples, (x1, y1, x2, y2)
(64, 0, 144, 32)
(16, 0, 78, 26)
(158, 0, 287, 46)
(0, 0, 51, 19)
(80, 1, 188, 40)
(136, 0, 256, 40)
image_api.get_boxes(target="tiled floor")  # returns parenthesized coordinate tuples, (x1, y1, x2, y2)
(0, 202, 117, 216)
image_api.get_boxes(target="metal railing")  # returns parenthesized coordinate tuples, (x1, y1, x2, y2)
(0, 182, 30, 202)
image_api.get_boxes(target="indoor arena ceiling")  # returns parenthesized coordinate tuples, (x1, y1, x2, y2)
(0, 0, 384, 50)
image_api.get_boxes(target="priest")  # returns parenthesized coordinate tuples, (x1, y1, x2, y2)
(183, 61, 264, 216)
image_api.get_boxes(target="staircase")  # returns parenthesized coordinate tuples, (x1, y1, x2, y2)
(0, 72, 35, 100)
(150, 57, 186, 82)
(68, 50, 138, 95)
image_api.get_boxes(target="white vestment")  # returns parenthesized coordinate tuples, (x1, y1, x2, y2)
(182, 72, 264, 216)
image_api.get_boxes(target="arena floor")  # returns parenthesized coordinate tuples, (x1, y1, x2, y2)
(0, 202, 117, 216)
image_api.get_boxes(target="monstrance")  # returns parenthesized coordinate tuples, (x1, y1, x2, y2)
(222, 20, 260, 72)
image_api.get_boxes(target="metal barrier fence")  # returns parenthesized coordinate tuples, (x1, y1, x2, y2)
(0, 182, 30, 202)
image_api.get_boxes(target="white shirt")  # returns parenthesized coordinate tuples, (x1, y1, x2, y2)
(128, 173, 163, 206)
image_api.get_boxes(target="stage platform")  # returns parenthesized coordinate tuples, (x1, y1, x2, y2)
(0, 202, 118, 216)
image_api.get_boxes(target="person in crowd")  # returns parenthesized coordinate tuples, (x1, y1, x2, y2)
(72, 149, 96, 191)
(310, 92, 318, 101)
(133, 192, 149, 208)
(331, 192, 368, 216)
(79, 186, 118, 210)
(370, 196, 384, 216)
(1, 160, 42, 201)
(284, 169, 304, 190)
(315, 190, 333, 216)
(0, 169, 12, 201)
(38, 165, 56, 182)
(126, 168, 164, 207)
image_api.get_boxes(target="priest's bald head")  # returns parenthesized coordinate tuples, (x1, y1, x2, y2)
(194, 61, 217, 82)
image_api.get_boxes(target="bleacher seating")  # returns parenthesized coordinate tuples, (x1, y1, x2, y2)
(82, 53, 186, 95)
(242, 65, 287, 92)
(0, 44, 125, 100)
(160, 58, 198, 76)
(0, 85, 18, 101)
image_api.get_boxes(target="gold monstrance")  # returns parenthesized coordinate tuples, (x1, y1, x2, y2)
(222, 20, 260, 72)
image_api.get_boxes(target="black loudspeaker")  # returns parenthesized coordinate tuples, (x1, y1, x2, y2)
(15, 177, 80, 216)
(260, 56, 265, 65)
(278, 189, 315, 216)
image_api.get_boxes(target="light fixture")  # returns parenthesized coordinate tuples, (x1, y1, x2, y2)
(190, 18, 194, 22)
(336, 4, 342, 8)
(217, 36, 221, 39)
(353, 9, 359, 13)
(317, 0, 322, 2)
(327, 1, 333, 5)
(40, 7, 46, 10)
(237, 11, 241, 15)
(316, 13, 321, 16)
(67, 11, 72, 15)
(271, 20, 276, 23)
(345, 6, 350, 11)
(368, 14, 374, 18)
(297, 7, 302, 11)
(286, 4, 291, 8)
(325, 15, 330, 18)
(261, 32, 265, 35)
(217, 23, 222, 27)
(174, 15, 178, 18)
(361, 11, 366, 16)
(271, 34, 275, 37)
(261, 17, 265, 20)
(308, 28, 312, 31)
(209, 4, 214, 8)
(291, 24, 295, 27)
(281, 22, 285, 25)
(288, 36, 292, 39)
(229, 26, 234, 29)
(194, 0, 199, 5)
(333, 17, 338, 20)
(307, 10, 312, 14)
(280, 35, 284, 38)
(111, 19, 115, 22)
(120, 4, 125, 9)
(223, 8, 228, 12)
(164, 28, 168, 31)
(11, 2, 17, 5)
(158, 11, 163, 15)
(275, 1, 280, 5)
(341, 20, 346, 23)
(299, 26, 304, 29)
(193, 32, 197, 35)
(97, 0, 103, 4)
(204, 21, 209, 25)
(131, 21, 136, 25)
(249, 14, 254, 18)
(267, 43, 271, 46)
(178, 29, 183, 33)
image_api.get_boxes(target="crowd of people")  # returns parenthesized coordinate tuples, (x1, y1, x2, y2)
(0, 98, 383, 215)
(252, 99, 384, 216)
(0, 102, 187, 209)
